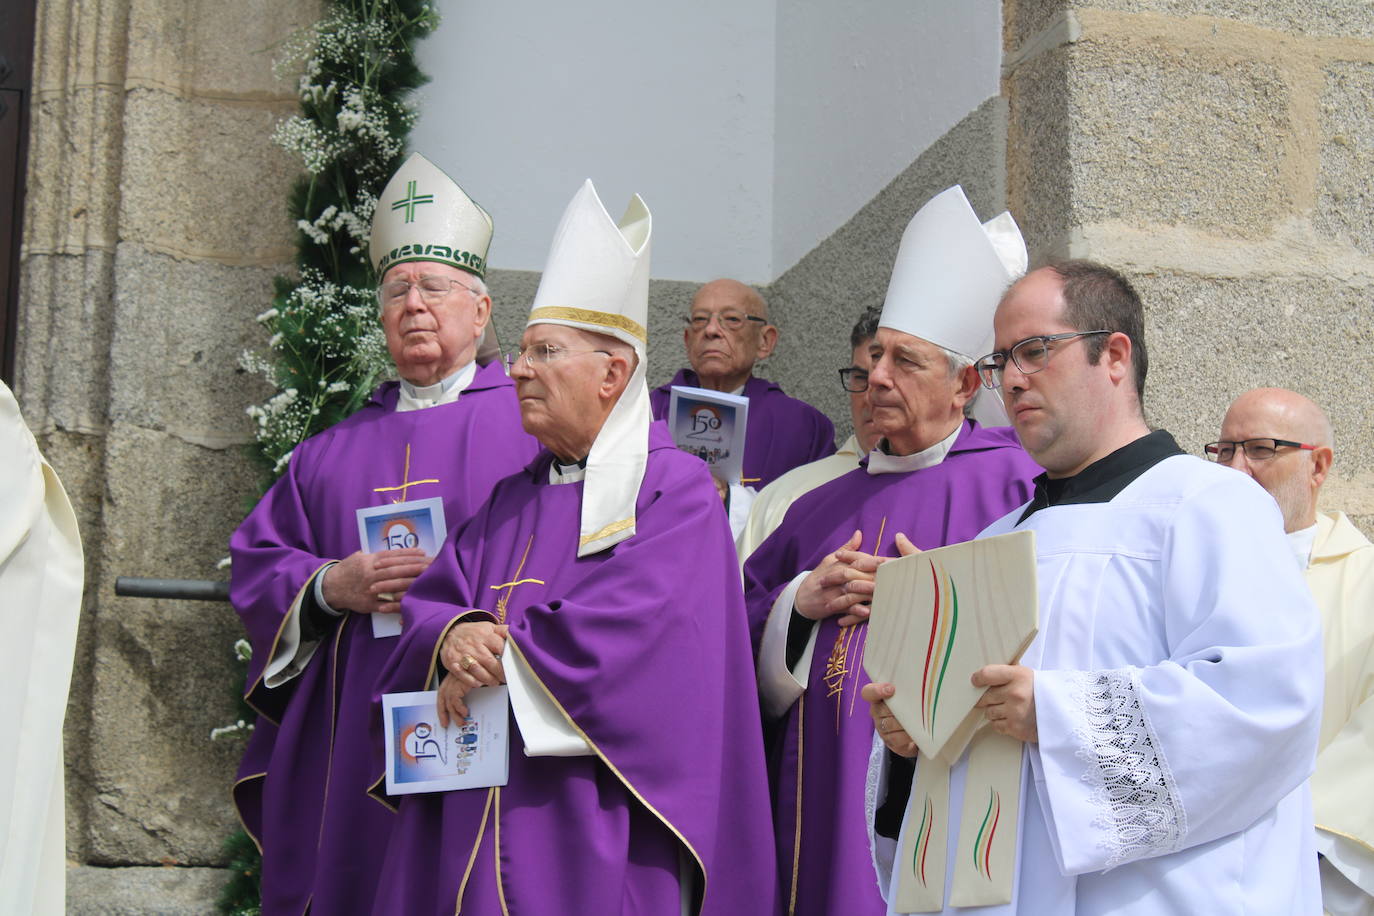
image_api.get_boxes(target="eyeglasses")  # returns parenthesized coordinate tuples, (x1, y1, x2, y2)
(839, 367, 869, 393)
(685, 311, 768, 332)
(1203, 438, 1316, 462)
(975, 330, 1111, 389)
(377, 276, 481, 308)
(504, 344, 611, 372)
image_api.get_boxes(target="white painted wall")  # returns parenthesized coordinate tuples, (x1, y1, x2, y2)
(412, 1, 1001, 283)
(772, 1, 1003, 275)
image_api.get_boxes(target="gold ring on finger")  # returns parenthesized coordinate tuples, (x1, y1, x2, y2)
(461, 654, 477, 671)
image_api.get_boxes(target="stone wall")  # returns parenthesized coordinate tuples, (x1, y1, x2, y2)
(1004, 1, 1374, 534)
(19, 0, 1374, 911)
(19, 0, 317, 902)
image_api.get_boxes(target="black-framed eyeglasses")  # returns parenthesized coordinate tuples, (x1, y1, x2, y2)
(377, 275, 481, 308)
(684, 311, 768, 332)
(838, 367, 869, 393)
(975, 330, 1111, 389)
(503, 344, 611, 372)
(1203, 438, 1316, 462)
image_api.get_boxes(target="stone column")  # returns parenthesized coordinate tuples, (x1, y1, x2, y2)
(1004, 0, 1374, 533)
(19, 0, 316, 906)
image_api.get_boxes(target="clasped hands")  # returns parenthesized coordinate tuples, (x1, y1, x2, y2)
(436, 621, 508, 727)
(863, 665, 1039, 757)
(793, 530, 919, 626)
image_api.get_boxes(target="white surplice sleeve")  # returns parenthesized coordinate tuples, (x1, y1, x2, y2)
(1030, 472, 1324, 875)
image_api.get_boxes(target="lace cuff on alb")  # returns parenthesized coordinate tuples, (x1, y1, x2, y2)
(1067, 668, 1187, 868)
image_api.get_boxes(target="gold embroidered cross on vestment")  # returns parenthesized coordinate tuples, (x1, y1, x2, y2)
(372, 443, 440, 504)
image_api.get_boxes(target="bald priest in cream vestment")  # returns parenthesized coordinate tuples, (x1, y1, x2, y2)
(1214, 388, 1374, 916)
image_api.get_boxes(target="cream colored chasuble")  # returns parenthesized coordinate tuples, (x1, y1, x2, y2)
(0, 383, 84, 916)
(1302, 511, 1374, 913)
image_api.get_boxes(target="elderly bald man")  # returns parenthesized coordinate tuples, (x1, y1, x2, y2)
(650, 278, 835, 490)
(1213, 387, 1374, 914)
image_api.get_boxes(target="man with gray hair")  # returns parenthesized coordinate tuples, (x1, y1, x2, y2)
(743, 187, 1039, 915)
(1212, 387, 1374, 914)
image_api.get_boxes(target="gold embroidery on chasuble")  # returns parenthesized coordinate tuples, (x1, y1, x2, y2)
(371, 442, 441, 504)
(490, 535, 543, 624)
(823, 517, 887, 732)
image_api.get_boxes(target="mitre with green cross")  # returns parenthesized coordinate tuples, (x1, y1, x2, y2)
(369, 152, 494, 279)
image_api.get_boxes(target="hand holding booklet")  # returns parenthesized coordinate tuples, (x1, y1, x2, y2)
(667, 385, 749, 483)
(356, 496, 447, 638)
(381, 687, 510, 795)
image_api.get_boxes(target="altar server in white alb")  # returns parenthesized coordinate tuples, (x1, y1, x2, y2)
(1212, 388, 1374, 915)
(864, 260, 1325, 914)
(0, 381, 84, 916)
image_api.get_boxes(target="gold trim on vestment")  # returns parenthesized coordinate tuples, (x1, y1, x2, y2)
(494, 786, 511, 916)
(366, 772, 399, 814)
(489, 578, 544, 591)
(1315, 823, 1374, 857)
(788, 693, 805, 916)
(494, 536, 539, 624)
(455, 788, 496, 914)
(230, 772, 268, 854)
(528, 307, 647, 343)
(313, 615, 349, 854)
(503, 637, 709, 914)
(243, 562, 332, 725)
(579, 517, 635, 547)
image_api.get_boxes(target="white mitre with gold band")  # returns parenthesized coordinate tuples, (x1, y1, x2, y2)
(527, 179, 652, 557)
(879, 185, 1027, 427)
(371, 152, 501, 365)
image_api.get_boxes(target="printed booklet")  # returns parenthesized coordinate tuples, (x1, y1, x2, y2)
(356, 496, 447, 637)
(381, 687, 510, 795)
(667, 385, 749, 483)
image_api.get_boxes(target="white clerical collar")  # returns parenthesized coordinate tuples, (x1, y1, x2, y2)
(396, 361, 476, 412)
(1286, 522, 1319, 570)
(548, 457, 588, 485)
(729, 382, 746, 396)
(866, 422, 961, 476)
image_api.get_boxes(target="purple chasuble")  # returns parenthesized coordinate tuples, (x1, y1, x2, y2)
(370, 423, 778, 916)
(651, 369, 835, 489)
(230, 362, 539, 916)
(741, 421, 1039, 916)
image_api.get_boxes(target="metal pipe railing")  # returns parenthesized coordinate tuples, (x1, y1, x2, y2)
(114, 577, 230, 602)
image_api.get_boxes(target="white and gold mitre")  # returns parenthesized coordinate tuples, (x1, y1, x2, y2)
(528, 180, 653, 558)
(370, 152, 493, 279)
(527, 179, 651, 352)
(879, 185, 1027, 360)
